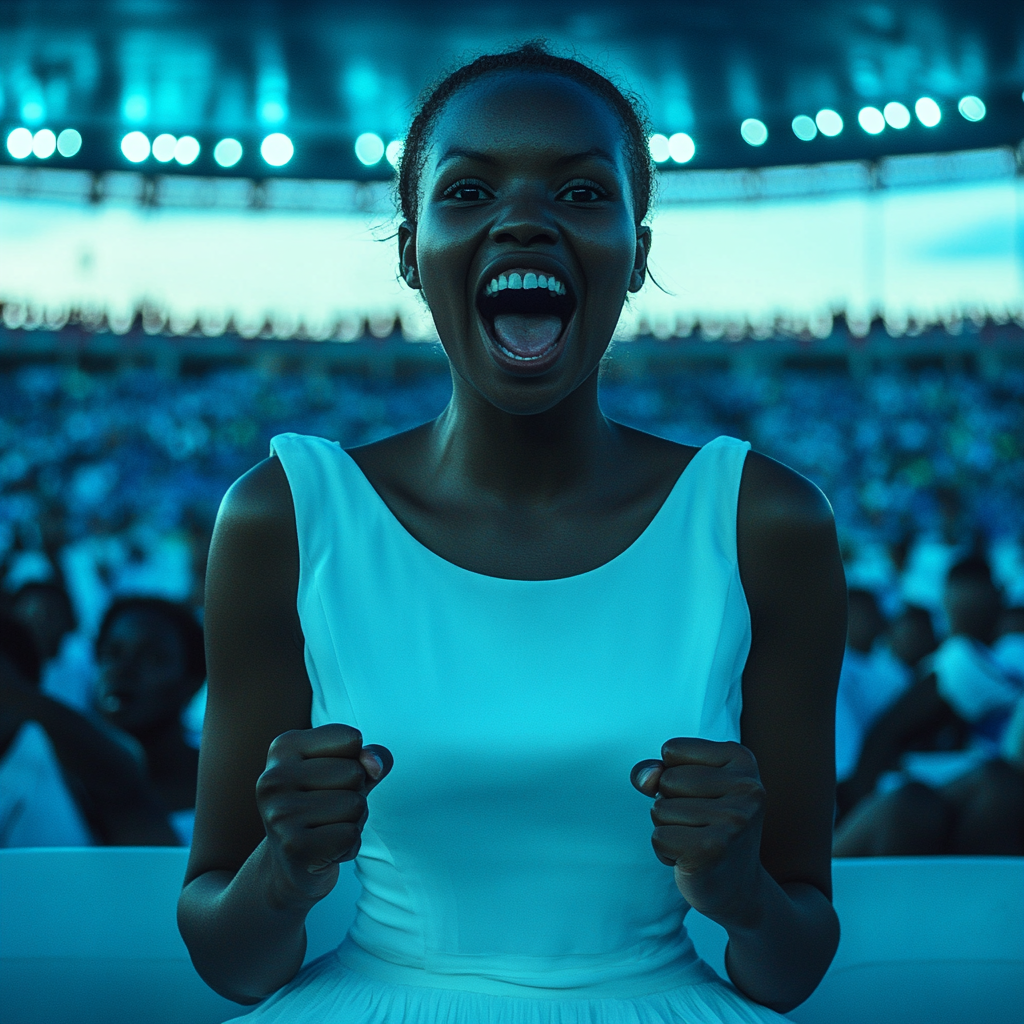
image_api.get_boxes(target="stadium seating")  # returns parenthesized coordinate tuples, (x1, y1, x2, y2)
(1, 848, 1021, 1024)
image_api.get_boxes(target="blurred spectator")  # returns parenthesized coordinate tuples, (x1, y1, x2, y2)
(10, 580, 97, 712)
(94, 597, 205, 843)
(834, 555, 1024, 851)
(1, 611, 177, 847)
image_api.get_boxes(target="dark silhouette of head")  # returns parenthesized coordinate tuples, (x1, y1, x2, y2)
(94, 598, 205, 740)
(0, 611, 42, 688)
(887, 605, 937, 667)
(943, 555, 1003, 644)
(847, 588, 885, 654)
(11, 580, 76, 662)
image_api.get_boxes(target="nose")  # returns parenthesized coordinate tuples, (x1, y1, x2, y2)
(488, 187, 558, 248)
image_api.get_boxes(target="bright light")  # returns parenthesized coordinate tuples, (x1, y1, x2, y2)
(883, 102, 911, 129)
(261, 132, 293, 166)
(56, 128, 82, 157)
(958, 95, 986, 122)
(740, 118, 768, 146)
(174, 135, 200, 165)
(152, 133, 177, 162)
(857, 107, 885, 135)
(385, 139, 404, 168)
(120, 131, 151, 163)
(214, 138, 243, 167)
(791, 115, 817, 141)
(355, 132, 384, 166)
(32, 128, 56, 158)
(6, 127, 33, 159)
(648, 133, 670, 163)
(21, 99, 45, 125)
(123, 93, 149, 124)
(915, 97, 941, 127)
(815, 109, 843, 137)
(260, 99, 287, 125)
(668, 132, 695, 163)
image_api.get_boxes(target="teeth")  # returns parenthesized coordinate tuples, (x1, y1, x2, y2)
(484, 271, 566, 297)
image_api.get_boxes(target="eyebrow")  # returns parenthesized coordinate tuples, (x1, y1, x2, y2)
(436, 146, 618, 168)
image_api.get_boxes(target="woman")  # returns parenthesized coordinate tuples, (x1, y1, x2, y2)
(178, 44, 846, 1023)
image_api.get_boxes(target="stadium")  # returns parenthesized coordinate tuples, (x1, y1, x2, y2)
(1, 2, 1023, 1023)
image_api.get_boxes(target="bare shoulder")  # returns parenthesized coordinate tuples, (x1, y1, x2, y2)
(738, 449, 835, 538)
(217, 455, 296, 537)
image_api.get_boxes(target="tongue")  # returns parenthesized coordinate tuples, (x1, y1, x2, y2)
(492, 314, 562, 358)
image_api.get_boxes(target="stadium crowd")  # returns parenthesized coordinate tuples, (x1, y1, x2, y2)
(1, 360, 1022, 853)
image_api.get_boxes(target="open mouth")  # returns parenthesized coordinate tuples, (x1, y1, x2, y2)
(476, 268, 576, 368)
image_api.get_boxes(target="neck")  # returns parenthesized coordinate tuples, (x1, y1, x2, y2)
(433, 368, 617, 502)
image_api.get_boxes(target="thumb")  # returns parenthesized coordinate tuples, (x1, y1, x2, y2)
(359, 744, 394, 790)
(630, 759, 663, 797)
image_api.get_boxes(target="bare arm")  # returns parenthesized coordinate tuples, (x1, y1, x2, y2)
(177, 457, 390, 1004)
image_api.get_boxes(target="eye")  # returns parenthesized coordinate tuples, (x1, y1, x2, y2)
(441, 178, 493, 202)
(558, 180, 609, 203)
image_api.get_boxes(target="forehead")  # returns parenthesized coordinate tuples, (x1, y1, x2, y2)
(427, 70, 629, 172)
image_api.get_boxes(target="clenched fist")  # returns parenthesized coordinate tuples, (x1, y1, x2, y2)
(631, 737, 767, 925)
(256, 723, 393, 906)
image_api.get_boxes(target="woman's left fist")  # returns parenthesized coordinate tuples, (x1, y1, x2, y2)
(631, 737, 767, 923)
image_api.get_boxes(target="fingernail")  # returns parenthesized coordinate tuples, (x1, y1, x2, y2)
(366, 752, 384, 778)
(637, 766, 658, 790)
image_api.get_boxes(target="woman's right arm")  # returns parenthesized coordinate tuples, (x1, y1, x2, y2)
(177, 456, 389, 1004)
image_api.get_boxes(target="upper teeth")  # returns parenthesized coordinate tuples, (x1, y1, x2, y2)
(484, 272, 567, 297)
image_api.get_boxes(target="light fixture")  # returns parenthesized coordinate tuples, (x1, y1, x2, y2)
(883, 102, 911, 129)
(915, 97, 941, 127)
(791, 115, 817, 141)
(32, 128, 57, 158)
(740, 118, 768, 146)
(957, 96, 986, 122)
(6, 127, 33, 159)
(385, 139, 404, 168)
(214, 138, 243, 167)
(355, 132, 384, 166)
(56, 129, 82, 157)
(648, 133, 670, 163)
(174, 136, 200, 165)
(857, 107, 885, 135)
(261, 132, 293, 166)
(21, 99, 45, 125)
(815, 109, 843, 137)
(152, 133, 177, 162)
(668, 132, 695, 163)
(121, 131, 150, 162)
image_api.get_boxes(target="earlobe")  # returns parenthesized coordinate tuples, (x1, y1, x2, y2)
(398, 220, 421, 290)
(629, 225, 652, 293)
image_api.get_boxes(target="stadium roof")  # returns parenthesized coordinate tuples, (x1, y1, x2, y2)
(1, 0, 1022, 179)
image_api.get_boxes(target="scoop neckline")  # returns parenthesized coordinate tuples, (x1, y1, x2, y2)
(334, 438, 719, 584)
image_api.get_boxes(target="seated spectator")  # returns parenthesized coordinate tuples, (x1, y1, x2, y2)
(1, 612, 176, 847)
(94, 597, 205, 843)
(834, 555, 1024, 849)
(992, 606, 1024, 680)
(10, 580, 97, 712)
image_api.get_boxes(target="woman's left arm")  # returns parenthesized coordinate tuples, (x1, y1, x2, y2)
(633, 451, 846, 1013)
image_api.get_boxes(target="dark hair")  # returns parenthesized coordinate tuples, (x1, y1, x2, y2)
(97, 597, 205, 685)
(397, 41, 655, 226)
(946, 554, 995, 587)
(0, 611, 42, 686)
(12, 580, 77, 631)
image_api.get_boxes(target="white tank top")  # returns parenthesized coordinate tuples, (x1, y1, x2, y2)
(269, 431, 755, 1006)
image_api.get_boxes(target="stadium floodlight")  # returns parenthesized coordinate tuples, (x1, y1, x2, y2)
(6, 127, 33, 159)
(648, 133, 670, 163)
(152, 133, 177, 162)
(915, 97, 941, 127)
(958, 96, 986, 122)
(883, 102, 911, 129)
(791, 115, 817, 141)
(815, 109, 843, 137)
(355, 132, 385, 166)
(385, 139, 404, 168)
(261, 132, 293, 166)
(740, 118, 768, 146)
(857, 107, 885, 135)
(121, 131, 151, 163)
(668, 132, 695, 163)
(214, 138, 243, 167)
(56, 128, 82, 157)
(32, 129, 57, 158)
(174, 136, 200, 165)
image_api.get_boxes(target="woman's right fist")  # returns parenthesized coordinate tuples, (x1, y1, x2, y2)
(256, 723, 392, 903)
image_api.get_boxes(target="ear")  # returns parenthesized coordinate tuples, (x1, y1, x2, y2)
(628, 224, 652, 293)
(398, 220, 421, 290)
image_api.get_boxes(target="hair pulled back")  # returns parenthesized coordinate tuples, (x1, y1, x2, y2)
(397, 41, 654, 226)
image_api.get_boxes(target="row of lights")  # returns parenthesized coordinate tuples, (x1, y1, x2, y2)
(6, 127, 82, 159)
(650, 94, 988, 161)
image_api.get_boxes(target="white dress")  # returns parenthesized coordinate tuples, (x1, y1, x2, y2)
(232, 432, 787, 1023)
